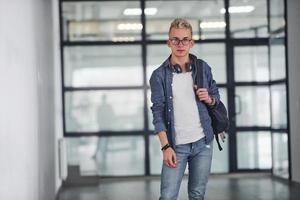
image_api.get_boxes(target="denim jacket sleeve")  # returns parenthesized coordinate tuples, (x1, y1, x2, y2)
(204, 61, 220, 106)
(149, 70, 167, 134)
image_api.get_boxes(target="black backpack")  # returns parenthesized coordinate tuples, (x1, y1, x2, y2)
(195, 60, 230, 151)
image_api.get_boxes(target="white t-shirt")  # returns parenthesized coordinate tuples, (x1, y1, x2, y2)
(172, 72, 205, 145)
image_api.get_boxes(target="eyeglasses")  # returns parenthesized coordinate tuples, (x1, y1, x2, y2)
(169, 37, 192, 46)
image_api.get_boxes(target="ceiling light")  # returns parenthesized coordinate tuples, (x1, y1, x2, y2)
(117, 23, 143, 31)
(145, 8, 157, 15)
(112, 37, 135, 42)
(123, 8, 157, 16)
(200, 21, 226, 29)
(220, 6, 255, 14)
(124, 8, 141, 15)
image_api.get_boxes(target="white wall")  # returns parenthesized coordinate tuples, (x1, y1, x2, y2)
(52, 0, 64, 194)
(36, 0, 59, 199)
(287, 0, 300, 183)
(0, 0, 62, 199)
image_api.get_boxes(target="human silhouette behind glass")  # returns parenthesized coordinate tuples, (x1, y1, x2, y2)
(93, 94, 115, 165)
(97, 94, 115, 131)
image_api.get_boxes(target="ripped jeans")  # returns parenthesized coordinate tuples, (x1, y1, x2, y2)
(160, 137, 213, 200)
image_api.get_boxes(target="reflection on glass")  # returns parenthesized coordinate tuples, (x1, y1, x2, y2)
(65, 90, 144, 132)
(234, 46, 269, 82)
(270, 0, 285, 33)
(237, 132, 271, 169)
(270, 40, 286, 80)
(235, 86, 270, 127)
(146, 0, 225, 40)
(62, 1, 141, 41)
(230, 0, 268, 38)
(67, 136, 145, 176)
(272, 133, 289, 179)
(271, 84, 287, 129)
(64, 45, 143, 87)
(146, 43, 226, 84)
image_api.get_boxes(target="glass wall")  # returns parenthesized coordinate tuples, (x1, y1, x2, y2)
(145, 0, 225, 40)
(237, 132, 272, 169)
(230, 0, 268, 38)
(235, 86, 270, 127)
(233, 44, 271, 171)
(234, 46, 269, 82)
(60, 0, 289, 178)
(64, 45, 143, 87)
(67, 136, 145, 176)
(272, 133, 289, 178)
(65, 90, 144, 132)
(269, 0, 288, 179)
(62, 1, 142, 41)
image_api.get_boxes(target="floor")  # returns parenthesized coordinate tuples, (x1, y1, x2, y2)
(57, 173, 300, 200)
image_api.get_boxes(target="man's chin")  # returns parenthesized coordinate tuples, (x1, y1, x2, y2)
(174, 52, 188, 57)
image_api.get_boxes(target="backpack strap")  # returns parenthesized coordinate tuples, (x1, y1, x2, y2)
(195, 59, 223, 151)
(215, 132, 223, 151)
(195, 59, 204, 88)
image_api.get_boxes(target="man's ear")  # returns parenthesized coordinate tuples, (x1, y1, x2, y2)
(190, 39, 195, 48)
(167, 39, 171, 47)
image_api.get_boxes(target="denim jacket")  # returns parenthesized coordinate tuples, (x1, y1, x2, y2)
(149, 54, 220, 148)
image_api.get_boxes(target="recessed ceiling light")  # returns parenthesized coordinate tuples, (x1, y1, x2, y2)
(117, 23, 143, 31)
(220, 6, 255, 14)
(112, 37, 135, 42)
(200, 21, 226, 29)
(145, 8, 157, 15)
(123, 8, 157, 16)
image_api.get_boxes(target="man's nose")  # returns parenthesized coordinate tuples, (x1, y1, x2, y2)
(178, 41, 185, 46)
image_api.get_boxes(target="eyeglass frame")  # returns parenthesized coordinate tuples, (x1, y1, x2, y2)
(169, 37, 193, 46)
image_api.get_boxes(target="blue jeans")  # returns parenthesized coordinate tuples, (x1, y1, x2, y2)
(160, 137, 213, 200)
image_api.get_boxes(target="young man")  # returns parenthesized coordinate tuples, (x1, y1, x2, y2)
(149, 18, 220, 200)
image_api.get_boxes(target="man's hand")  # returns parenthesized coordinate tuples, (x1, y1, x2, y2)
(158, 131, 177, 168)
(194, 86, 213, 105)
(163, 147, 177, 168)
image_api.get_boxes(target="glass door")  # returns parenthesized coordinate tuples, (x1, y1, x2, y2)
(229, 43, 272, 172)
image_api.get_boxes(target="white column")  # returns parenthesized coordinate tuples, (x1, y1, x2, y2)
(287, 0, 300, 183)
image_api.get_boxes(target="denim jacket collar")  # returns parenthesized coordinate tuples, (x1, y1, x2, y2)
(162, 53, 198, 84)
(162, 53, 198, 71)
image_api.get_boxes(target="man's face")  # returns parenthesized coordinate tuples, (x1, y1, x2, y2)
(167, 27, 194, 58)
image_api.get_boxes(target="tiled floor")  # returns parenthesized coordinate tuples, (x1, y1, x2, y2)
(57, 173, 300, 200)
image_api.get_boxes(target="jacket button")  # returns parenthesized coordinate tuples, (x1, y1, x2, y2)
(169, 96, 172, 99)
(168, 109, 171, 112)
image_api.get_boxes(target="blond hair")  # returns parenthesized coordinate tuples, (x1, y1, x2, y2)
(169, 18, 193, 36)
